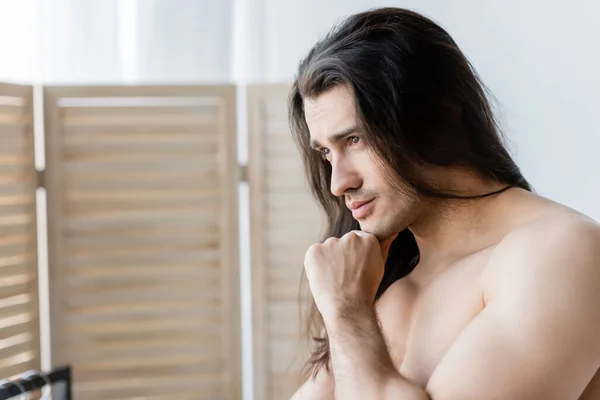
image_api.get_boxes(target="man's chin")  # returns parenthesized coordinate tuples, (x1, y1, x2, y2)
(358, 222, 395, 241)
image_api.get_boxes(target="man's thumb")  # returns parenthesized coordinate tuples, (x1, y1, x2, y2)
(380, 233, 398, 261)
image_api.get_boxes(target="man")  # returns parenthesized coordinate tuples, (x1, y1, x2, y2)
(288, 7, 600, 400)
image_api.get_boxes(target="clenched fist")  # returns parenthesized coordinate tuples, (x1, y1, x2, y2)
(304, 230, 397, 323)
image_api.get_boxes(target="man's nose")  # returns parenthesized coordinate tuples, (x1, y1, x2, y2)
(330, 156, 361, 197)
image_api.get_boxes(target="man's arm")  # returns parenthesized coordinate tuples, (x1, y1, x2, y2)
(326, 300, 428, 399)
(322, 217, 600, 399)
(425, 217, 600, 399)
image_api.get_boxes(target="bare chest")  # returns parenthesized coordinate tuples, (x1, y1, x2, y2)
(378, 258, 487, 386)
(378, 247, 600, 398)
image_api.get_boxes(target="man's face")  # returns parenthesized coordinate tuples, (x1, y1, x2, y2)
(304, 86, 420, 239)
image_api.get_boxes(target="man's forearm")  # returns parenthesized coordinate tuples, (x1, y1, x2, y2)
(325, 301, 429, 400)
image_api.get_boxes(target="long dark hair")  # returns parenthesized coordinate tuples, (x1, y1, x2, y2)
(289, 7, 532, 381)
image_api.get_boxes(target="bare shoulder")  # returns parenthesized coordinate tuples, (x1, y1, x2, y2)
(426, 202, 600, 400)
(484, 204, 600, 310)
(488, 207, 600, 269)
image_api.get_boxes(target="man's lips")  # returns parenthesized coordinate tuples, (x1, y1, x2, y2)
(347, 199, 375, 219)
(347, 199, 374, 210)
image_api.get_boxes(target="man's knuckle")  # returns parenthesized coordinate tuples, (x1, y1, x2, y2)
(345, 231, 359, 240)
(324, 236, 336, 244)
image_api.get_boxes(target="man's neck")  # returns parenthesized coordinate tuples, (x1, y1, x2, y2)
(408, 185, 522, 281)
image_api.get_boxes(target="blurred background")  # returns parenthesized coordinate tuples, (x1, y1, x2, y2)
(0, 0, 598, 399)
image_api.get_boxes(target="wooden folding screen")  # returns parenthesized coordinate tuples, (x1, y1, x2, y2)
(248, 84, 326, 400)
(0, 83, 41, 379)
(44, 85, 241, 399)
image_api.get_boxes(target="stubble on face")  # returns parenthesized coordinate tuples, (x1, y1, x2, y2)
(351, 169, 422, 240)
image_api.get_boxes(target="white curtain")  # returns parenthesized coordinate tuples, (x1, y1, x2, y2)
(135, 0, 233, 83)
(39, 0, 122, 83)
(0, 0, 38, 83)
(0, 0, 234, 84)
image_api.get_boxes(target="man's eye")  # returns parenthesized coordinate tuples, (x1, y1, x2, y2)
(349, 136, 360, 144)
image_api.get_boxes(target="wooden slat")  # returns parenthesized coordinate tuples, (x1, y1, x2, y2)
(44, 85, 241, 399)
(248, 84, 326, 400)
(0, 82, 41, 380)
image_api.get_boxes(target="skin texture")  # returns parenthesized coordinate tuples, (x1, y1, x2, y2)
(291, 86, 600, 400)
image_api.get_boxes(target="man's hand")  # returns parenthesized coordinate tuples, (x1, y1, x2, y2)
(302, 231, 426, 400)
(303, 231, 397, 323)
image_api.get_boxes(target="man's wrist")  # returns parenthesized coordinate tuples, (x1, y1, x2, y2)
(322, 298, 376, 333)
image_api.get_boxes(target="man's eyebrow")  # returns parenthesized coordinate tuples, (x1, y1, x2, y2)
(309, 126, 360, 150)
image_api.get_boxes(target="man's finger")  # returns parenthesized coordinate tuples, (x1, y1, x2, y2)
(349, 230, 372, 239)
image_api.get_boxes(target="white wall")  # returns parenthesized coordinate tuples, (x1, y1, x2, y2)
(250, 0, 600, 220)
(423, 1, 600, 221)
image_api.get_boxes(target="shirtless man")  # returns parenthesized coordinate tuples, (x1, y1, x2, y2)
(288, 7, 600, 400)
